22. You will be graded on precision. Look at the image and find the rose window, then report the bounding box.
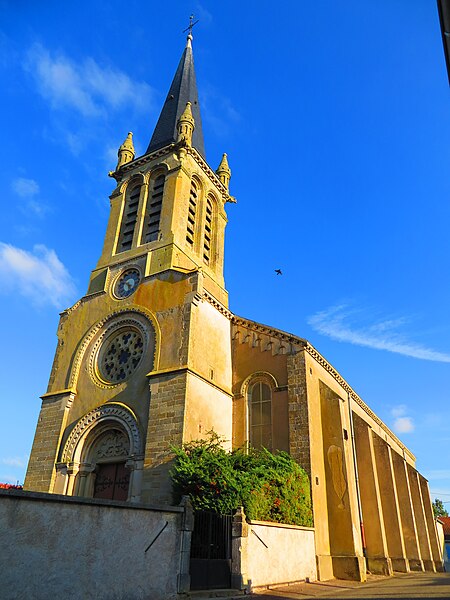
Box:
[98,329,144,383]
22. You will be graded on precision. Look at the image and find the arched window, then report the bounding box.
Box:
[248,381,272,450]
[117,183,141,252]
[186,179,198,246]
[203,196,213,264]
[141,174,165,244]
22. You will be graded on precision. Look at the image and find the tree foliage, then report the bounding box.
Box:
[170,432,313,527]
[432,498,449,518]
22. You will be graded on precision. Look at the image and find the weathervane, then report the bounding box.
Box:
[183,14,199,38]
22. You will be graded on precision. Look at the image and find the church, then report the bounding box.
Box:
[23,31,442,583]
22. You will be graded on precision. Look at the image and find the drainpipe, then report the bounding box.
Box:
[347,392,367,563]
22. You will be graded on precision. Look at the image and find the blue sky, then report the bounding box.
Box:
[1,1,449,505]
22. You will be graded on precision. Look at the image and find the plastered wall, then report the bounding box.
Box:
[0,490,186,600]
[244,520,317,588]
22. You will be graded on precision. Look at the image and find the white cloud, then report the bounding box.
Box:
[390,405,414,434]
[307,304,450,363]
[26,43,154,117]
[12,177,39,198]
[392,416,415,434]
[0,243,76,308]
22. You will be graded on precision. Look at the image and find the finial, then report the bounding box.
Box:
[183,14,199,46]
[216,153,231,190]
[177,102,195,145]
[115,131,135,170]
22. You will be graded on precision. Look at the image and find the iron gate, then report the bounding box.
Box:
[190,511,232,590]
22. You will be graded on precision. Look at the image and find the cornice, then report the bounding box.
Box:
[231,314,308,347]
[202,291,233,319]
[114,145,176,178]
[60,291,106,317]
[185,146,235,204]
[303,343,415,461]
[147,365,232,397]
[110,142,235,204]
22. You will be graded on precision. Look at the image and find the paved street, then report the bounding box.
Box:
[247,573,450,599]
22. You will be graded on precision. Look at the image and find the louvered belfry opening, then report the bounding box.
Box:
[186,180,198,246]
[142,174,165,244]
[117,184,141,252]
[203,197,213,264]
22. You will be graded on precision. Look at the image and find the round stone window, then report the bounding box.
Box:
[97,328,144,383]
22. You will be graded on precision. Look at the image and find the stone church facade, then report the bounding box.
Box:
[24,34,442,581]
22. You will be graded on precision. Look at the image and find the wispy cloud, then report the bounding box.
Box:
[12,177,49,217]
[307,304,450,363]
[25,43,154,117]
[0,243,76,308]
[194,2,213,25]
[202,84,241,138]
[12,177,39,198]
[391,404,407,418]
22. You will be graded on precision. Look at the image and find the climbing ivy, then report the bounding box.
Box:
[170,432,313,527]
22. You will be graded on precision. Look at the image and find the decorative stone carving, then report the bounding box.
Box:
[94,430,130,459]
[98,328,144,384]
[69,307,159,389]
[90,319,148,388]
[62,403,142,463]
[240,371,279,397]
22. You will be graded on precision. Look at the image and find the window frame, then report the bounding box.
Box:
[244,372,278,452]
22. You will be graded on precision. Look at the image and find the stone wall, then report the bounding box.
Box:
[287,351,311,476]
[0,489,191,600]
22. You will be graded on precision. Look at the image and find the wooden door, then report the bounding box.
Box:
[93,462,130,501]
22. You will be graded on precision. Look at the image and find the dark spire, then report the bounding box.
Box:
[146,35,205,158]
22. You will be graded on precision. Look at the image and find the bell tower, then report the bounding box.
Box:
[90,32,233,306]
[24,32,235,504]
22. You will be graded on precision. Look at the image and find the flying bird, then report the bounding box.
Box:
[275,269,283,275]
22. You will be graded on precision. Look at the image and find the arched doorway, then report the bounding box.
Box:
[56,403,144,502]
[85,427,131,501]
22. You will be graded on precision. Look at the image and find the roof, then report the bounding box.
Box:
[146,36,205,158]
[438,0,450,84]
[439,516,450,536]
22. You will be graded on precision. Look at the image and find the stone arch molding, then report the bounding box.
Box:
[62,402,143,463]
[240,371,279,397]
[68,307,160,389]
[120,171,147,195]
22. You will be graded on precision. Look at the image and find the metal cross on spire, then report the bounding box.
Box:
[183,14,199,38]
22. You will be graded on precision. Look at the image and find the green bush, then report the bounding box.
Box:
[170,432,313,527]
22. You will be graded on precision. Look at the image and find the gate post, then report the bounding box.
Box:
[231,506,249,590]
[178,495,194,593]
